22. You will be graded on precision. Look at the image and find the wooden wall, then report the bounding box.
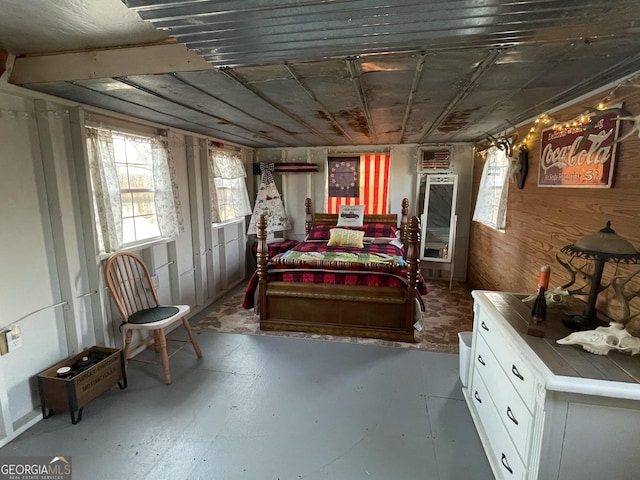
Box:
[468,82,640,323]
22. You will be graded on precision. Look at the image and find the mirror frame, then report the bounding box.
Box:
[419,173,458,263]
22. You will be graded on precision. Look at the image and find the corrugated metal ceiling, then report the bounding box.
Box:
[7,0,640,148]
[127,0,640,67]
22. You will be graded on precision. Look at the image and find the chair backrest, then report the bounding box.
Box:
[104,251,159,322]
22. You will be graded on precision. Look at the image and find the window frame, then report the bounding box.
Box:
[208,148,252,225]
[111,132,162,246]
[86,125,181,254]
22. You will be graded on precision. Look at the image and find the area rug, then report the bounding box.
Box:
[194,280,474,353]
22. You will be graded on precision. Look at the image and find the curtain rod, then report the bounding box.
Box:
[85,123,168,141]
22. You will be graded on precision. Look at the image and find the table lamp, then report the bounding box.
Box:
[560,221,640,331]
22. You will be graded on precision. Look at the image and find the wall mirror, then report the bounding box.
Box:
[418,174,458,263]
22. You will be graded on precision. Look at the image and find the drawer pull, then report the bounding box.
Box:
[477,355,486,366]
[481,321,489,332]
[474,390,482,403]
[511,364,524,381]
[506,406,519,425]
[501,453,513,475]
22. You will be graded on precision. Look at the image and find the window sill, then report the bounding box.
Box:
[211,217,246,228]
[98,236,174,260]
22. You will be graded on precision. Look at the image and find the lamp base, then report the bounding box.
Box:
[562,314,609,331]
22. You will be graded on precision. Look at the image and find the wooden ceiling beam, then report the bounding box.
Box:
[10,43,212,85]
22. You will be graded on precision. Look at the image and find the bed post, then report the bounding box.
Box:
[400,198,409,245]
[406,215,420,295]
[256,215,268,320]
[305,197,313,235]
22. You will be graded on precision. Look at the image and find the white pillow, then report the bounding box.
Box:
[336,204,365,227]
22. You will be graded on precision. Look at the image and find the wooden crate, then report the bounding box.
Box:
[37,346,127,424]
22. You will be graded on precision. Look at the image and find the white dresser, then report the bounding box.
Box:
[463,291,640,480]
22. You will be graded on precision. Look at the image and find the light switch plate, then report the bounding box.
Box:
[7,331,22,351]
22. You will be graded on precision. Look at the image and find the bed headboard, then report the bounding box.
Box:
[304,198,409,238]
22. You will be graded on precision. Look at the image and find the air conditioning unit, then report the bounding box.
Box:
[417,146,452,172]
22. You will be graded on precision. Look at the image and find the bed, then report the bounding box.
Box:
[246,197,425,342]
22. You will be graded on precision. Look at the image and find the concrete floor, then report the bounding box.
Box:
[1,326,493,480]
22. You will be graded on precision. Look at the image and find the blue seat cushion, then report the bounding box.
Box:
[128,306,180,324]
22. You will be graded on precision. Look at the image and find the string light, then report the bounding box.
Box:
[480,74,640,154]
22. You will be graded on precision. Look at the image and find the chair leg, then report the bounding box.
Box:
[152,330,161,352]
[155,328,171,385]
[182,317,203,358]
[123,330,133,366]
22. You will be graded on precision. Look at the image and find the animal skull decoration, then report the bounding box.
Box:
[556,322,640,356]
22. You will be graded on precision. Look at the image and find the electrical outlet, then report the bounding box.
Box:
[7,331,22,351]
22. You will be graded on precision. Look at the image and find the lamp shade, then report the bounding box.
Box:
[561,221,640,263]
[574,222,637,255]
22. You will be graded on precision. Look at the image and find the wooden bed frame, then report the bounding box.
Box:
[255,198,421,342]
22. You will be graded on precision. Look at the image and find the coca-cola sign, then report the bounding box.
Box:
[538,111,621,187]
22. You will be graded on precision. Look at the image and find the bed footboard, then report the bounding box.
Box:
[256,210,421,343]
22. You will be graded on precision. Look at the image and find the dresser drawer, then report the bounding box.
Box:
[476,314,538,408]
[474,334,534,461]
[470,373,527,480]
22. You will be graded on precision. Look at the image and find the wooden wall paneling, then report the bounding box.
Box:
[468,85,640,323]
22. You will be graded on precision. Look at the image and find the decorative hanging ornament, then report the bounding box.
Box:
[247,163,291,236]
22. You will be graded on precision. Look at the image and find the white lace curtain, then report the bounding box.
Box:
[209,149,251,223]
[472,146,509,230]
[86,128,184,253]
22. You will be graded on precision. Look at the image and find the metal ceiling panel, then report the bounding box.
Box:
[116,74,289,144]
[356,56,418,143]
[123,0,640,67]
[24,80,229,140]
[218,64,352,145]
[173,70,320,143]
[226,64,350,145]
[430,38,640,141]
[76,77,275,145]
[284,60,364,143]
[286,60,376,144]
[402,49,495,143]
[28,78,276,146]
[7,0,640,149]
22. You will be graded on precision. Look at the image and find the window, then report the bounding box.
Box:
[472,146,509,230]
[209,148,251,223]
[113,134,159,243]
[87,127,183,253]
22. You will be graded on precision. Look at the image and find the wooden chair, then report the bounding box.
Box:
[104,251,202,385]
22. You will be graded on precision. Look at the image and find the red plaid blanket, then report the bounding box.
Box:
[242,240,427,309]
[293,240,402,256]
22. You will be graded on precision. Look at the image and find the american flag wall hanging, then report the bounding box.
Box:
[327,153,390,214]
[419,148,451,171]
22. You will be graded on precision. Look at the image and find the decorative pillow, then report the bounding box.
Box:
[336,204,365,227]
[359,223,398,239]
[327,228,365,248]
[305,224,335,241]
[364,236,395,245]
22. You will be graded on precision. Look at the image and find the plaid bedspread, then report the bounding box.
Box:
[294,239,402,255]
[242,240,427,309]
